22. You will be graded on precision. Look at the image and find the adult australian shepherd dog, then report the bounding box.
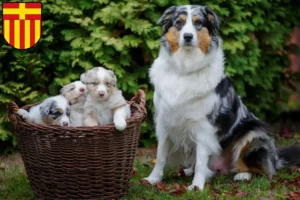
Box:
[143,5,300,190]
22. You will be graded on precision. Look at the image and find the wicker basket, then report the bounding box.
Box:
[7,90,147,200]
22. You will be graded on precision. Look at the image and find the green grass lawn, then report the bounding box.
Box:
[0,137,299,199]
[1,161,300,200]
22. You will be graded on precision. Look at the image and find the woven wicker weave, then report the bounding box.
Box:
[7,90,147,200]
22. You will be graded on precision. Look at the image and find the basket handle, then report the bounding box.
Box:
[130,89,147,121]
[7,101,20,125]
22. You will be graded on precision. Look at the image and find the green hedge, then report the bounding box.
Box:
[1,0,300,152]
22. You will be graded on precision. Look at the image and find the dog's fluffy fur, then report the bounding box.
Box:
[143,5,300,190]
[81,67,131,131]
[17,95,70,126]
[61,81,87,126]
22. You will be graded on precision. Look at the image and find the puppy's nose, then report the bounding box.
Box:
[184,33,193,42]
[80,88,85,92]
[63,122,68,126]
[99,92,105,97]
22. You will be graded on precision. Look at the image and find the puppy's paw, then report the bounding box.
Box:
[234,172,252,181]
[114,119,127,131]
[17,109,30,121]
[141,176,161,185]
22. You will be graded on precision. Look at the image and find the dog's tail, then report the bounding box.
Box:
[276,143,300,170]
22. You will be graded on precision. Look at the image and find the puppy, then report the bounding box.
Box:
[81,67,131,131]
[17,95,70,126]
[143,5,300,190]
[60,81,87,126]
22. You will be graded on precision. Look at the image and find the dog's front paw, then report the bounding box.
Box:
[114,119,127,131]
[141,176,161,185]
[17,109,29,121]
[233,172,252,181]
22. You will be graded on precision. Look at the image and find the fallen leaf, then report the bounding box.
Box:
[283,128,292,138]
[235,191,252,197]
[168,188,186,196]
[151,159,156,164]
[211,188,220,197]
[223,191,234,196]
[130,170,137,178]
[173,183,180,190]
[156,182,165,192]
[269,192,275,200]
[290,191,300,199]
[139,179,152,186]
[183,184,188,191]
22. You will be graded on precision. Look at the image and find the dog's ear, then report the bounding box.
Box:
[80,72,86,84]
[204,6,220,33]
[60,83,74,96]
[157,6,177,33]
[107,70,117,87]
[39,98,56,116]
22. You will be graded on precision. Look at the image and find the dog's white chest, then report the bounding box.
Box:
[96,107,113,126]
[70,104,84,126]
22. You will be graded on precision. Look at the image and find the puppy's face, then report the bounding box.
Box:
[61,81,87,105]
[39,95,70,126]
[158,5,220,54]
[81,67,116,101]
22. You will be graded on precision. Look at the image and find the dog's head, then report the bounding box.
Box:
[39,95,70,126]
[60,81,87,105]
[80,67,117,101]
[158,5,220,54]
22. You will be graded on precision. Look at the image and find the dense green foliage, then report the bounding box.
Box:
[0,0,299,151]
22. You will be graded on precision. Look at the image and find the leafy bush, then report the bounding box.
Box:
[0,0,299,151]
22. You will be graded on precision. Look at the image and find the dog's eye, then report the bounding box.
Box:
[69,88,75,91]
[176,19,184,25]
[106,82,111,87]
[91,82,97,86]
[194,20,202,29]
[175,19,184,29]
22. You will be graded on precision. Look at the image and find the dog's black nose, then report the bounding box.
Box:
[184,33,193,42]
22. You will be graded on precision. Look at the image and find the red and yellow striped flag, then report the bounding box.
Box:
[2,2,42,50]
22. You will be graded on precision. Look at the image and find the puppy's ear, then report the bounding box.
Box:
[157,6,177,33]
[204,6,220,34]
[108,70,117,87]
[80,72,86,84]
[60,83,74,96]
[39,98,55,116]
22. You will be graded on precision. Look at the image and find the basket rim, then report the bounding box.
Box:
[15,109,144,132]
[8,89,147,134]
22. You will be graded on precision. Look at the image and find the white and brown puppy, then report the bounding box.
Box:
[17,95,70,126]
[81,67,131,130]
[60,81,87,126]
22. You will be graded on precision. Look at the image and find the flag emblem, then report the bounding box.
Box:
[2,2,42,49]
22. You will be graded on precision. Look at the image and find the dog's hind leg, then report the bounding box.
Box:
[142,123,169,185]
[234,136,276,181]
